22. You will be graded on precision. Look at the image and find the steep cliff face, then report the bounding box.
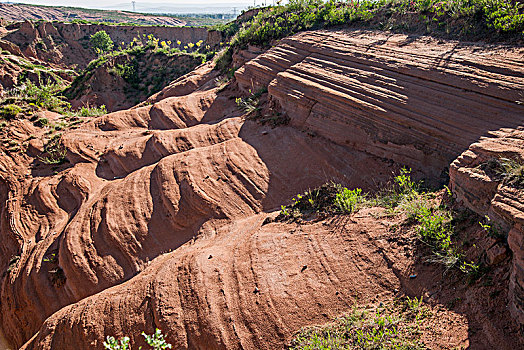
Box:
[4,21,217,69]
[235,30,524,184]
[64,50,205,112]
[450,128,524,324]
[0,29,523,350]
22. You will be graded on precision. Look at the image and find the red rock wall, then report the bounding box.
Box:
[235,30,524,184]
[450,128,524,324]
[5,21,216,69]
[236,30,524,324]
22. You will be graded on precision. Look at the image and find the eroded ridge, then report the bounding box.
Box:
[0,29,523,349]
[0,47,393,348]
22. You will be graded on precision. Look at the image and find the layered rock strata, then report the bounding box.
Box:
[236,30,524,183]
[0,29,523,349]
[450,128,524,324]
[5,21,215,68]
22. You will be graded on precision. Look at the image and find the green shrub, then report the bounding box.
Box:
[417,206,453,251]
[0,104,22,119]
[15,81,71,113]
[90,30,114,55]
[212,21,241,38]
[278,168,469,271]
[477,157,524,189]
[38,134,67,165]
[498,157,524,189]
[372,167,419,209]
[143,329,172,350]
[104,328,172,350]
[37,117,49,126]
[113,60,139,85]
[76,104,107,117]
[334,187,364,213]
[103,336,130,350]
[235,95,259,113]
[278,183,365,220]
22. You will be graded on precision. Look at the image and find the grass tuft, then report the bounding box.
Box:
[289,299,432,350]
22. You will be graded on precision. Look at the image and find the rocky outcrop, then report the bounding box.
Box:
[235,30,524,184]
[450,128,524,324]
[64,50,205,112]
[4,21,217,69]
[0,46,74,93]
[143,63,220,104]
[19,213,414,350]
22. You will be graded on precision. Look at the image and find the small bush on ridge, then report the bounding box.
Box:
[104,328,172,350]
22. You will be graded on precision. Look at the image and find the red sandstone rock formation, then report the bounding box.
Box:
[0,29,523,349]
[450,128,524,324]
[0,40,74,93]
[4,21,216,69]
[235,30,524,184]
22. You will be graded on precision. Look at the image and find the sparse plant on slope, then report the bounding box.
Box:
[476,156,524,189]
[0,104,22,119]
[278,169,472,272]
[104,328,172,350]
[334,187,365,213]
[73,104,108,117]
[278,183,365,220]
[235,88,267,114]
[498,157,524,189]
[0,80,72,115]
[142,329,172,350]
[38,134,67,165]
[289,299,431,349]
[235,95,259,113]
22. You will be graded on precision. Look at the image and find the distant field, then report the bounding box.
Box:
[0,3,232,26]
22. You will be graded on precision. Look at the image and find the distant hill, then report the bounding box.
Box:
[0,3,227,26]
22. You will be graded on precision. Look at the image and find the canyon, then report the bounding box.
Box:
[3,21,218,69]
[0,18,523,350]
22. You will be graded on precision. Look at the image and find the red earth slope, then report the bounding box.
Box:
[0,29,522,349]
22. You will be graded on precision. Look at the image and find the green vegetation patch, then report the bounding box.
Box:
[217,0,524,71]
[278,183,366,220]
[90,30,114,55]
[476,157,524,189]
[38,133,67,165]
[277,168,480,274]
[235,88,290,126]
[0,104,22,119]
[289,297,431,350]
[104,328,172,350]
[66,33,214,101]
